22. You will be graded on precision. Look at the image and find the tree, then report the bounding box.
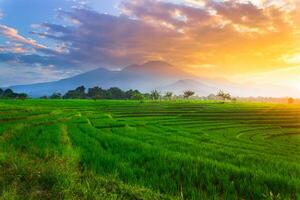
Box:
[61,86,147,100]
[3,89,17,98]
[50,92,62,99]
[217,90,231,101]
[17,93,28,100]
[125,89,134,99]
[164,92,173,100]
[124,89,144,100]
[132,93,144,100]
[288,97,294,104]
[106,87,125,99]
[63,86,86,99]
[76,86,86,98]
[143,93,152,100]
[183,90,195,99]
[150,90,160,100]
[87,87,105,100]
[0,88,28,99]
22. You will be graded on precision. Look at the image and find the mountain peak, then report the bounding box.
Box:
[142,60,173,67]
[123,60,173,72]
[175,79,199,85]
[123,61,182,75]
[158,79,217,95]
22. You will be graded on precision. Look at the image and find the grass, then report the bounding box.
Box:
[0,99,299,199]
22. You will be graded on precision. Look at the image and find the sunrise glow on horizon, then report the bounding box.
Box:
[0,0,300,96]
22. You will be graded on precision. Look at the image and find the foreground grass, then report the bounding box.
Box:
[0,100,299,199]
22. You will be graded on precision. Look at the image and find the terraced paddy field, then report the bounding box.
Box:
[0,100,299,200]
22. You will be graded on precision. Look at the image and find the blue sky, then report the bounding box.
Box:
[0,0,299,89]
[0,0,121,45]
[0,0,124,86]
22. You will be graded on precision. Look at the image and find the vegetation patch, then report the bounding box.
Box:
[0,100,299,199]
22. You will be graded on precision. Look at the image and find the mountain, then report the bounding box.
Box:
[9,60,297,98]
[111,61,198,91]
[158,79,217,95]
[11,61,213,97]
[10,68,118,97]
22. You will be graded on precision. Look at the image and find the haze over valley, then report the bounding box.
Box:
[8,61,299,98]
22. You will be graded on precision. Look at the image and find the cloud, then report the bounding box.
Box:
[32,8,183,67]
[0,23,72,67]
[182,0,206,7]
[0,43,27,53]
[0,25,45,49]
[1,0,300,78]
[0,64,81,87]
[281,53,300,64]
[0,52,75,67]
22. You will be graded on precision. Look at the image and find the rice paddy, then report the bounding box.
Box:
[0,100,299,199]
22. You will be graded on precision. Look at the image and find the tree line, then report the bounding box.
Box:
[47,86,146,100]
[0,86,236,101]
[42,86,198,100]
[1,86,296,104]
[42,86,146,100]
[0,88,28,99]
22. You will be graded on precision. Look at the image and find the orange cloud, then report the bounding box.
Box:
[118,0,300,77]
[2,0,300,83]
[0,25,45,49]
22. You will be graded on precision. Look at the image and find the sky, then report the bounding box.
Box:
[0,0,300,93]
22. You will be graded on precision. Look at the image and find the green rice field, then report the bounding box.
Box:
[0,100,299,199]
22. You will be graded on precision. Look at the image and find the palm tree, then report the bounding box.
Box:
[183,90,195,99]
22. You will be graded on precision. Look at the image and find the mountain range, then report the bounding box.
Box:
[8,61,298,97]
[9,61,220,97]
